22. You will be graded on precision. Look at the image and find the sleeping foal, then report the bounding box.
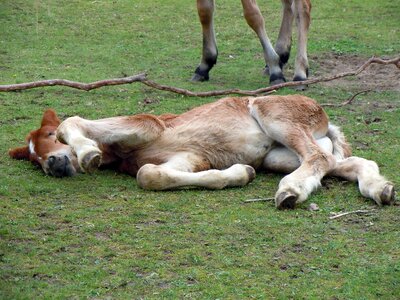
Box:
[9,95,395,209]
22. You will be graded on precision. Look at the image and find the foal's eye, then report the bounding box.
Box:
[48,132,55,136]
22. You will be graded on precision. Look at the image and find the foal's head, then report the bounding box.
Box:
[9,109,79,177]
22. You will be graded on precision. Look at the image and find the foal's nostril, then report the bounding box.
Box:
[48,156,56,166]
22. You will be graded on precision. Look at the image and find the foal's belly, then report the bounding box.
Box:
[154,113,273,170]
[198,122,273,169]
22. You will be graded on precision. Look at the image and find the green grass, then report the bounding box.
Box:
[1,0,399,298]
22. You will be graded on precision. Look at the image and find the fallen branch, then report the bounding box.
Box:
[329,209,376,220]
[243,197,275,203]
[0,56,398,96]
[0,73,148,92]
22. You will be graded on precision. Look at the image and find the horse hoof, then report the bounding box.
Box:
[245,165,256,183]
[293,84,308,91]
[380,184,395,205]
[276,191,298,210]
[293,75,308,91]
[81,151,101,173]
[269,73,286,86]
[191,73,209,82]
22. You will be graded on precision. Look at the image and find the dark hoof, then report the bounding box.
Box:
[292,75,308,91]
[245,166,256,183]
[191,67,210,82]
[380,184,395,205]
[293,84,308,91]
[269,73,286,86]
[191,73,209,82]
[276,191,298,210]
[81,151,101,173]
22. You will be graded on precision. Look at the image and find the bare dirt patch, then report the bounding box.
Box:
[311,53,400,91]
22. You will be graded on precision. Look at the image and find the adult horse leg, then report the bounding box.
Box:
[241,0,285,84]
[275,0,294,69]
[192,0,218,82]
[292,0,311,87]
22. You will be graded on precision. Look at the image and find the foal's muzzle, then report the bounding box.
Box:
[47,155,76,177]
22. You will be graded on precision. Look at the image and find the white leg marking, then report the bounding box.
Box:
[137,163,255,190]
[330,157,395,206]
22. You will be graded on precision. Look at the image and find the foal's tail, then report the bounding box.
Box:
[326,123,352,160]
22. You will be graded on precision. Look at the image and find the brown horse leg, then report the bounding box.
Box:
[275,0,294,67]
[292,0,311,86]
[192,0,218,82]
[241,0,285,84]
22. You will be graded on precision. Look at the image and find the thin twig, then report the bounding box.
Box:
[329,209,376,220]
[344,89,373,105]
[321,89,372,107]
[0,56,398,95]
[243,197,275,203]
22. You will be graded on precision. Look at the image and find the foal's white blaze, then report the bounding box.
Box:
[29,139,36,155]
[29,139,43,160]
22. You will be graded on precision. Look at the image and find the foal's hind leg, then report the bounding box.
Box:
[273,129,336,209]
[250,96,334,208]
[57,115,165,172]
[330,157,395,206]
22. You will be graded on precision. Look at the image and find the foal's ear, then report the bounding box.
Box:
[41,109,61,127]
[9,146,30,160]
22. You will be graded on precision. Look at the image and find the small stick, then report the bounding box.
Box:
[329,209,376,220]
[243,197,274,203]
[321,89,372,107]
[343,89,372,105]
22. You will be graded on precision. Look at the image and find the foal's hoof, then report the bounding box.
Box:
[276,191,298,210]
[380,184,396,205]
[245,165,256,183]
[81,151,101,173]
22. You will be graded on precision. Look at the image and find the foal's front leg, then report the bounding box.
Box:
[136,153,256,190]
[57,114,166,173]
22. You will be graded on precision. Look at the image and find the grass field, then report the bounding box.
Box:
[1,0,399,298]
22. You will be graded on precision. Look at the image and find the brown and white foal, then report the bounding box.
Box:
[9,95,395,209]
[193,0,311,85]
